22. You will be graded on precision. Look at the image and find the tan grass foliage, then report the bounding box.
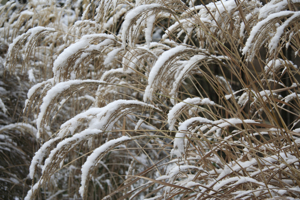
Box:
[1,0,300,199]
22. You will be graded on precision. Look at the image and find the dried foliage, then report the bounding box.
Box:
[1,0,300,199]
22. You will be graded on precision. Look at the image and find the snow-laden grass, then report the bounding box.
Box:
[1,0,300,199]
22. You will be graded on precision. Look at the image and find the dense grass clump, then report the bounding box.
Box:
[1,0,300,199]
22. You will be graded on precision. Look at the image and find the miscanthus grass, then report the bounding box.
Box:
[1,0,300,199]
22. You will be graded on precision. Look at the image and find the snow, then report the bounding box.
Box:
[152,28,163,42]
[42,129,102,174]
[0,123,37,137]
[269,12,300,53]
[293,128,300,133]
[29,137,60,179]
[162,19,188,41]
[171,117,213,157]
[104,8,127,29]
[169,55,207,103]
[264,59,288,75]
[53,34,115,83]
[9,177,19,184]
[0,98,7,113]
[36,80,104,138]
[259,0,300,20]
[19,10,34,17]
[79,136,131,197]
[233,177,263,186]
[291,83,298,87]
[166,165,200,180]
[26,79,53,105]
[86,39,114,51]
[145,13,156,48]
[45,190,65,200]
[122,4,162,47]
[240,7,261,38]
[283,93,300,104]
[24,26,55,54]
[168,97,215,131]
[212,177,240,191]
[242,11,294,60]
[59,99,158,138]
[100,68,125,81]
[81,3,91,20]
[135,119,144,130]
[206,118,258,135]
[204,156,282,195]
[286,31,294,48]
[0,134,11,142]
[28,69,36,82]
[233,190,255,199]
[112,0,118,9]
[59,107,102,136]
[238,92,250,106]
[90,99,158,131]
[24,179,43,200]
[78,95,95,102]
[5,32,29,69]
[29,0,53,6]
[104,48,123,66]
[178,117,214,132]
[144,45,191,102]
[171,118,258,158]
[213,0,237,22]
